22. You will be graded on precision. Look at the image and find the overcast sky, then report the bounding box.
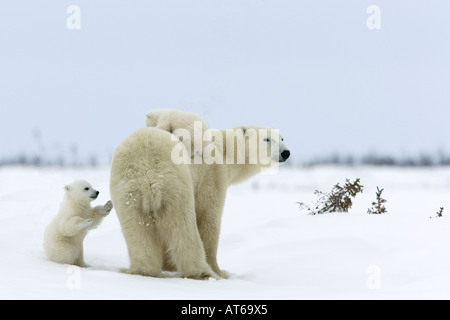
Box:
[1,0,449,164]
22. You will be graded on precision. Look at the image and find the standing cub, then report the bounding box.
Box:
[43,180,113,267]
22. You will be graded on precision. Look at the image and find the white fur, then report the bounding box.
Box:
[145,109,211,157]
[110,113,290,280]
[43,180,113,267]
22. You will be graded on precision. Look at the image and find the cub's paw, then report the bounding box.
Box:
[77,218,93,230]
[103,200,113,215]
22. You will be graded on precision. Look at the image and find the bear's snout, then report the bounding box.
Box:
[90,190,100,199]
[280,150,290,162]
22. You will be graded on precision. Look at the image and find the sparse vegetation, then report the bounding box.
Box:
[367,187,387,214]
[298,178,364,215]
[430,207,444,219]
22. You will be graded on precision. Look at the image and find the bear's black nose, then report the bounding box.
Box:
[281,150,290,160]
[96,191,100,196]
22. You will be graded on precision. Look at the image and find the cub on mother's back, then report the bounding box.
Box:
[145,109,211,157]
[43,180,113,267]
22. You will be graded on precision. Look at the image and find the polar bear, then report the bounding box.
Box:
[43,180,113,267]
[145,109,211,157]
[110,124,290,279]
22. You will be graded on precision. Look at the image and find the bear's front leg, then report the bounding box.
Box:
[77,218,94,230]
[196,193,230,279]
[88,200,113,228]
[60,216,93,237]
[93,200,113,216]
[197,219,229,279]
[91,200,113,220]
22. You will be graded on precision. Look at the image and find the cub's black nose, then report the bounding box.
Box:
[281,150,290,160]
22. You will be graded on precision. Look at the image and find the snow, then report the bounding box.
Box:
[1,165,450,300]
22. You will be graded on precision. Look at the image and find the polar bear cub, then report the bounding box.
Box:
[43,180,113,267]
[145,109,211,157]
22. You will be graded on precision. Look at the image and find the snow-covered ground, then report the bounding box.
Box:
[1,165,450,300]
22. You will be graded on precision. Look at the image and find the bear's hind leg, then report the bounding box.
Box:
[156,199,220,280]
[116,204,163,277]
[47,241,81,266]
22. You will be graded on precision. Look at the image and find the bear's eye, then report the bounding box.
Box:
[263,138,271,142]
[84,187,89,191]
[281,138,284,142]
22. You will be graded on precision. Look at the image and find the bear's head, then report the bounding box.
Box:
[64,180,99,203]
[220,126,290,167]
[244,126,290,164]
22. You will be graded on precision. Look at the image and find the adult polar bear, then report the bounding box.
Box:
[110,115,290,280]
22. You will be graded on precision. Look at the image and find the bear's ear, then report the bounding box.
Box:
[145,112,157,127]
[64,185,70,192]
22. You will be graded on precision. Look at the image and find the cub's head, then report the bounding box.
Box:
[64,180,99,203]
